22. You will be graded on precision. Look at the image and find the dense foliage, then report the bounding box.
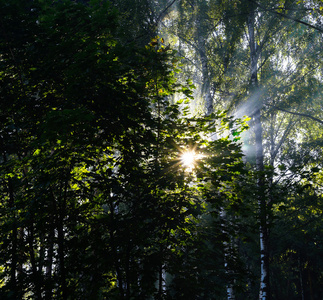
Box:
[1,0,322,299]
[0,0,251,299]
[159,0,323,299]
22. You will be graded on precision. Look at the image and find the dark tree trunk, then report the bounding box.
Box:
[45,226,55,300]
[8,179,18,294]
[57,175,69,298]
[3,153,19,297]
[28,223,42,299]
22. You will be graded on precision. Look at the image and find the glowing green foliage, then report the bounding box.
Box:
[0,0,248,299]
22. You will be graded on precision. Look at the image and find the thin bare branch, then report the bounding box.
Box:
[155,0,177,25]
[251,0,323,33]
[270,105,323,125]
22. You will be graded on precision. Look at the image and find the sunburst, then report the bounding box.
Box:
[181,150,197,169]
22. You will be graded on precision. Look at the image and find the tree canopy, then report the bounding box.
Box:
[0,0,322,299]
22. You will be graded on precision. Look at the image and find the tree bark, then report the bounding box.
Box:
[247,7,270,300]
[8,176,18,295]
[158,263,164,299]
[43,191,56,299]
[45,226,55,300]
[3,153,19,296]
[196,5,213,116]
[57,174,69,298]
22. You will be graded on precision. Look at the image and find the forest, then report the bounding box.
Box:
[0,0,322,299]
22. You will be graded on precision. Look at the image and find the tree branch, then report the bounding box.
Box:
[252,0,323,33]
[155,0,177,25]
[270,105,323,125]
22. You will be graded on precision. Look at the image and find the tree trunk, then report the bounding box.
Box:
[28,223,42,299]
[196,8,213,116]
[227,286,235,300]
[247,8,270,300]
[57,175,69,298]
[109,199,125,299]
[3,153,19,296]
[45,226,55,300]
[8,177,18,294]
[157,263,164,299]
[199,45,213,116]
[298,255,305,300]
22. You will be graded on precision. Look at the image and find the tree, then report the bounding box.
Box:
[0,0,248,299]
[157,0,323,299]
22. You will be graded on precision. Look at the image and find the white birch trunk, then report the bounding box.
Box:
[196,17,213,116]
[227,283,235,300]
[247,7,270,300]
